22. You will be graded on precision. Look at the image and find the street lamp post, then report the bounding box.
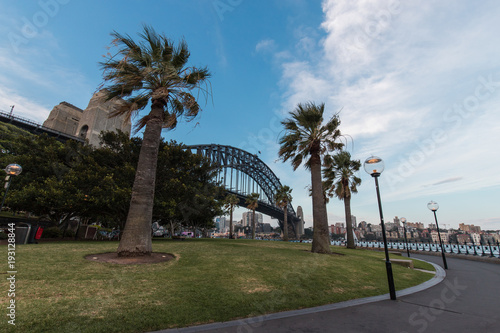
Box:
[427,201,448,270]
[401,217,410,258]
[0,164,23,212]
[364,156,396,300]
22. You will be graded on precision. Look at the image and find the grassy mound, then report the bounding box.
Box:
[1,238,434,333]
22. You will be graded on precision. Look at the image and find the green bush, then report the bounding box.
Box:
[41,227,63,239]
[0,231,7,240]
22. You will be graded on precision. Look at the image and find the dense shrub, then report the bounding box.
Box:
[41,227,63,238]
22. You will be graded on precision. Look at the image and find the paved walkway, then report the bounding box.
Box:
[154,254,500,333]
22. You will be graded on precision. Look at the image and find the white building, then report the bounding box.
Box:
[242,212,263,227]
[471,233,482,244]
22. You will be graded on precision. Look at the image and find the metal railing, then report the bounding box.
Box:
[329,240,500,258]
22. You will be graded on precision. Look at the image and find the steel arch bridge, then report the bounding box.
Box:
[184,144,303,238]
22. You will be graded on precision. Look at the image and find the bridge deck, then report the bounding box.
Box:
[0,110,84,143]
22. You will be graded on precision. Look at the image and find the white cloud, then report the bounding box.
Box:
[0,25,92,121]
[271,0,500,229]
[0,87,51,123]
[255,39,276,53]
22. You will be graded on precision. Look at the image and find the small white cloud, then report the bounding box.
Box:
[255,39,276,53]
[0,86,51,123]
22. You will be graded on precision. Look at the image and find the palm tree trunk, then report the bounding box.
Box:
[169,221,175,238]
[310,152,331,254]
[345,196,356,249]
[117,102,164,256]
[283,203,289,241]
[229,207,234,239]
[251,209,256,240]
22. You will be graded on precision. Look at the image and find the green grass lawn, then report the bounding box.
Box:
[0,239,435,333]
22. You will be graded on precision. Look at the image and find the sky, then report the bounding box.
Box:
[1,0,500,231]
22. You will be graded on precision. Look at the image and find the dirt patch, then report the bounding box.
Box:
[245,286,272,294]
[85,252,175,265]
[239,277,273,294]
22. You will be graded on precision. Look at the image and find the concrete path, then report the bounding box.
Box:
[154,254,500,333]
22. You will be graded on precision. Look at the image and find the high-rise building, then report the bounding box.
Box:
[242,212,263,227]
[393,216,400,227]
[215,217,228,232]
[259,223,272,233]
[351,215,357,228]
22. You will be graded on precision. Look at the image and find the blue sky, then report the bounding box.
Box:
[1,0,499,231]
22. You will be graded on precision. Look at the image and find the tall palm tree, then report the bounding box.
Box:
[224,193,239,239]
[279,102,343,254]
[323,151,361,249]
[245,193,259,240]
[100,25,211,256]
[275,185,293,241]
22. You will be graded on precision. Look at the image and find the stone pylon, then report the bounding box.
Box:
[295,206,305,237]
[76,90,131,147]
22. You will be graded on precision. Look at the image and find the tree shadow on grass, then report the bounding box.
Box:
[84,252,175,265]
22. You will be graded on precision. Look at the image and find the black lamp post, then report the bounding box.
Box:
[401,217,410,258]
[427,201,448,269]
[364,156,396,300]
[0,164,23,212]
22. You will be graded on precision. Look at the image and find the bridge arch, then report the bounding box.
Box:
[183,144,302,236]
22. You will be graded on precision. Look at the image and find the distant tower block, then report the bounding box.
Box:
[76,90,131,147]
[295,206,305,237]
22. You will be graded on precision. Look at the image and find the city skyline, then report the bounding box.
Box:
[1,1,499,230]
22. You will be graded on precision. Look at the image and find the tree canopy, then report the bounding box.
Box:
[0,123,222,235]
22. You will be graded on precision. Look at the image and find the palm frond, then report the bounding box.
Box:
[278,102,343,170]
[100,24,211,131]
[322,150,362,200]
[171,39,190,69]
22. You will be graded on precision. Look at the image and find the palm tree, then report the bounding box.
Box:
[275,185,293,241]
[323,151,361,249]
[100,25,211,256]
[278,102,343,254]
[245,193,259,240]
[224,193,239,239]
